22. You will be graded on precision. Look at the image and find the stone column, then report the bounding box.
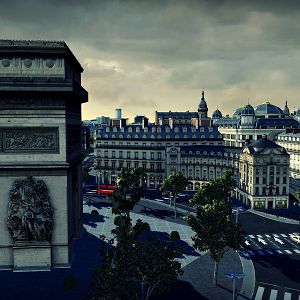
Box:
[0,40,88,271]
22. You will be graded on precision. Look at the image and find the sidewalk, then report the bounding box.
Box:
[249,209,299,225]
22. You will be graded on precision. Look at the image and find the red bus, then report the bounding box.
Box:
[97,184,117,195]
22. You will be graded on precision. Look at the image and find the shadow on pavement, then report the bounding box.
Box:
[253,253,300,289]
[152,280,208,300]
[0,228,107,300]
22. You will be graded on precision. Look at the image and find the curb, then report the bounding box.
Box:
[248,210,299,225]
[237,252,256,300]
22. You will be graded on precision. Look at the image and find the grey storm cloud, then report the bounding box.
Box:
[1,0,300,119]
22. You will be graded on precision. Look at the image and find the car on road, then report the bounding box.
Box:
[290,232,300,244]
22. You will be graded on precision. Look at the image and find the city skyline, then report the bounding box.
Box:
[1,0,300,120]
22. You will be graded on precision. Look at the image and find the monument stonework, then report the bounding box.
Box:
[0,40,88,271]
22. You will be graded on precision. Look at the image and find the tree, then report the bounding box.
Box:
[160,171,188,218]
[111,168,146,220]
[186,171,245,285]
[87,218,183,300]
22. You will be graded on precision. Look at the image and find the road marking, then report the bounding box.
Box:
[248,235,255,239]
[245,240,251,246]
[270,289,278,300]
[265,250,274,255]
[265,234,271,238]
[273,234,279,237]
[294,249,300,254]
[274,237,284,244]
[258,237,267,245]
[248,250,255,256]
[257,250,265,255]
[281,234,288,237]
[257,234,263,238]
[275,249,283,254]
[284,292,291,300]
[284,250,292,254]
[254,287,265,300]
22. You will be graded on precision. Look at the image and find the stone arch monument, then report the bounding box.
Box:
[0,40,88,271]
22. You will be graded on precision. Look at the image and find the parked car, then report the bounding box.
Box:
[290,233,300,244]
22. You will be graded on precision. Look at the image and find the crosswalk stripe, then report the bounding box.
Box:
[281,234,288,237]
[248,250,255,256]
[294,249,300,254]
[257,234,263,238]
[265,250,274,255]
[273,234,279,237]
[284,250,292,254]
[270,289,278,300]
[257,250,265,255]
[248,235,255,238]
[255,287,265,300]
[265,234,271,238]
[284,292,291,300]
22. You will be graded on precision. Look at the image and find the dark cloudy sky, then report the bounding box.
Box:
[1,0,300,121]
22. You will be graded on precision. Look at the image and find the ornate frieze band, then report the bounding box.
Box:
[1,127,59,153]
[0,97,65,109]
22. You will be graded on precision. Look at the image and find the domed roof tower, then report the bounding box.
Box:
[240,104,255,128]
[212,108,222,119]
[283,100,290,116]
[198,90,208,119]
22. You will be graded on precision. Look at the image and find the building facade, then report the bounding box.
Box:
[277,129,300,179]
[215,102,300,147]
[236,138,290,209]
[165,145,241,190]
[94,123,223,188]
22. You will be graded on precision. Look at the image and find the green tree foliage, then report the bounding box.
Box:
[160,171,188,218]
[111,168,146,219]
[88,219,183,300]
[186,171,245,285]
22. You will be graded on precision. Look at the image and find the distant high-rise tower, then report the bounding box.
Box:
[115,108,122,119]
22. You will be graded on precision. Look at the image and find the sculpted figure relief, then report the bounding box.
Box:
[7,176,54,242]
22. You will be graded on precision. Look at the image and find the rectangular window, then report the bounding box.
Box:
[112,151,115,158]
[135,152,138,159]
[104,150,108,158]
[104,161,108,168]
[255,187,259,195]
[142,164,146,171]
[119,161,123,168]
[282,186,286,194]
[276,177,280,184]
[150,164,154,171]
[151,152,154,160]
[256,177,259,184]
[127,162,131,169]
[157,164,162,172]
[158,152,161,159]
[127,151,130,159]
[262,187,266,195]
[134,163,139,169]
[283,177,287,184]
[119,151,123,158]
[112,161,116,169]
[263,178,266,184]
[142,152,146,159]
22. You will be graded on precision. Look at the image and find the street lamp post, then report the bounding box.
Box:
[235,207,243,225]
[224,269,245,300]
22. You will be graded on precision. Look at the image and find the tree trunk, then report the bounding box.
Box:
[174,193,177,219]
[213,261,219,286]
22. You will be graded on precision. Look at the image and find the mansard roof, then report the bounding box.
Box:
[179,145,241,157]
[97,124,221,140]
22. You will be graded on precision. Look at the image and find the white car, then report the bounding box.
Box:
[290,233,300,244]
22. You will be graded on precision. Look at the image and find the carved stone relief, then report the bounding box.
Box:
[7,176,54,242]
[3,127,59,153]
